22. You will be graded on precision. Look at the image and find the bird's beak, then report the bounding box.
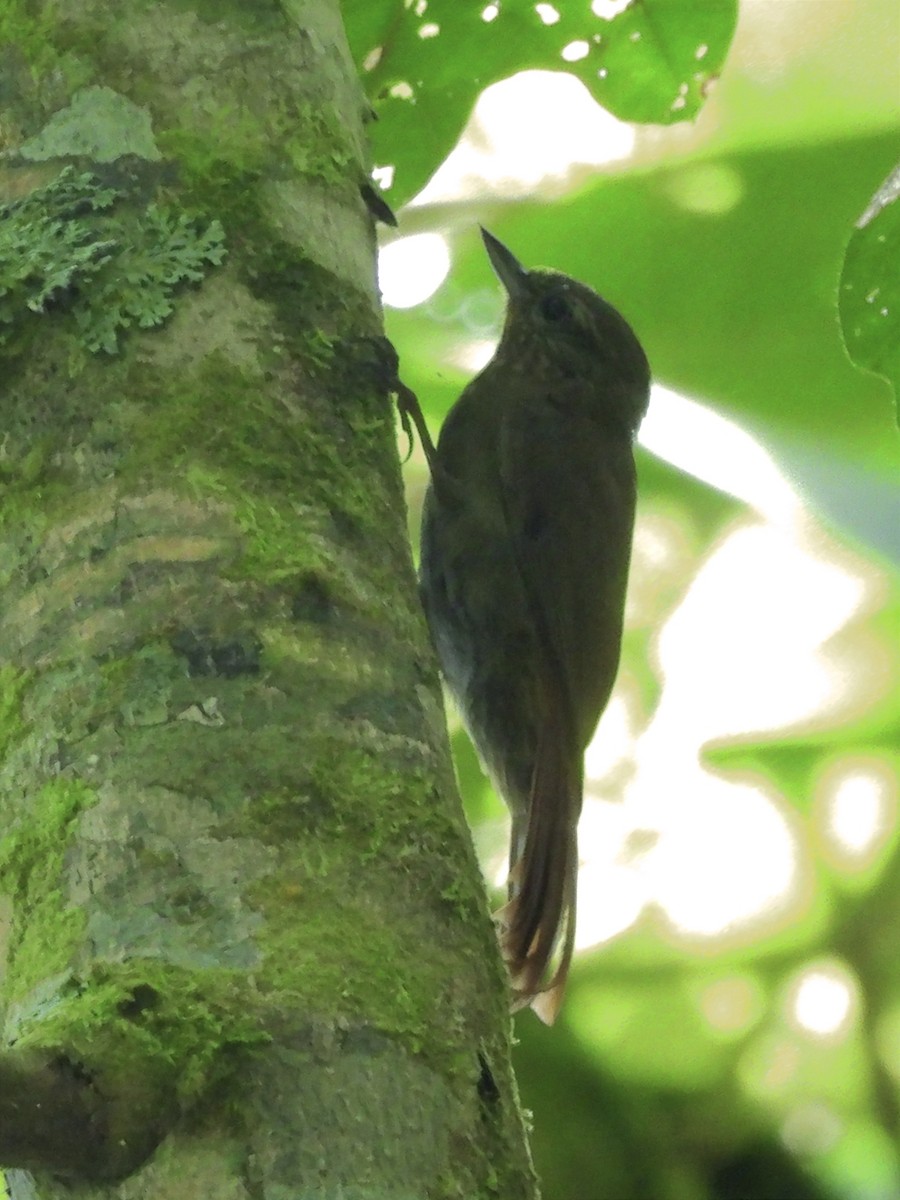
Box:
[480,227,529,301]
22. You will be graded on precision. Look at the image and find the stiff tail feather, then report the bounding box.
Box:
[496,709,581,1024]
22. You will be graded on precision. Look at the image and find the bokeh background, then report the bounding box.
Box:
[352,0,900,1195]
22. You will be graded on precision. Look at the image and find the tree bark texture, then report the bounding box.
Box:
[0,2,537,1196]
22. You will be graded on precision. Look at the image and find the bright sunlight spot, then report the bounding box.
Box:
[824,761,896,857]
[583,692,637,781]
[578,725,803,948]
[575,798,648,946]
[651,519,871,740]
[591,0,633,17]
[534,4,560,26]
[371,164,395,191]
[640,385,803,525]
[636,775,800,940]
[450,338,499,374]
[379,233,451,309]
[411,71,635,204]
[789,963,857,1040]
[561,41,591,63]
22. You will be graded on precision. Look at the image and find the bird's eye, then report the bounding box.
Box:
[539,293,571,322]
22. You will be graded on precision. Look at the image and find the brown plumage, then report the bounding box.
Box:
[416,229,650,1022]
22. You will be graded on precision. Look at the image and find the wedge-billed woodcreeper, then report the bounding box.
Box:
[413,229,650,1022]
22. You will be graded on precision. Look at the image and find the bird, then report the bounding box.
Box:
[413,228,650,1022]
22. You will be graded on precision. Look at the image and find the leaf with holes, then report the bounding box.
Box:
[587,0,736,124]
[343,0,737,205]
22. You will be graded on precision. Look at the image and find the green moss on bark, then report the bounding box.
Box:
[0,777,95,1001]
[14,960,267,1109]
[0,4,63,79]
[0,665,30,759]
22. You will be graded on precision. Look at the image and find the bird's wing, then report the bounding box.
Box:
[498,376,638,751]
[494,375,638,1019]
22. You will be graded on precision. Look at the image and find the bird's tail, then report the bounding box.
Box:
[496,709,581,1025]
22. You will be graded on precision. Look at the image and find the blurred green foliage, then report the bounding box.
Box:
[346,0,900,1196]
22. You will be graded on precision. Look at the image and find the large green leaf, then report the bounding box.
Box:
[839,162,900,415]
[344,0,736,204]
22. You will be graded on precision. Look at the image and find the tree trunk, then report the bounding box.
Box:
[0,2,537,1196]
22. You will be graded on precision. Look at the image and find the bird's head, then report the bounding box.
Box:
[481,227,650,434]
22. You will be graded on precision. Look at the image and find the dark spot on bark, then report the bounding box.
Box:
[350,334,399,396]
[118,985,159,1017]
[26,563,49,585]
[291,575,333,623]
[116,573,135,603]
[522,504,546,541]
[338,690,413,735]
[331,506,366,543]
[170,628,262,677]
[49,740,72,772]
[477,1050,500,1104]
[50,1053,95,1086]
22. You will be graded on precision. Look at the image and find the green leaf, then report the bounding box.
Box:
[839,162,900,414]
[344,0,736,204]
[588,0,737,124]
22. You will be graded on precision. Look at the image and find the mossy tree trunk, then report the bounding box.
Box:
[0,2,537,1196]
